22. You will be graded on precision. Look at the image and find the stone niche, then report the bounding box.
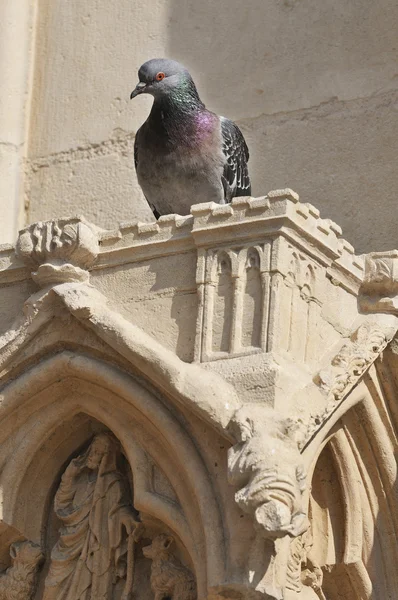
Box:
[0,190,398,600]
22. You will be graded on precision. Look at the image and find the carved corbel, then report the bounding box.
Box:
[359,251,398,314]
[16,217,99,287]
[227,404,308,539]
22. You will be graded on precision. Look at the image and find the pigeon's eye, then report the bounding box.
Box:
[155,72,165,82]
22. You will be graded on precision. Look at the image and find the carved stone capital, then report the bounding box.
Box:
[359,251,398,314]
[16,217,99,286]
[228,405,308,539]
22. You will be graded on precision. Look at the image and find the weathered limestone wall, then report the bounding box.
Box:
[0,0,397,250]
[0,0,35,244]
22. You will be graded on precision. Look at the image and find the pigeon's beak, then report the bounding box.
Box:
[130,81,147,99]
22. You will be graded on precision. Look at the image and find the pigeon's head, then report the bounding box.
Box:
[130,58,197,101]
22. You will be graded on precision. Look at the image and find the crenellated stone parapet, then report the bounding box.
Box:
[0,191,364,369]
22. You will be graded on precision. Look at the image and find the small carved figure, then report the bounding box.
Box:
[0,541,43,600]
[228,404,308,538]
[143,534,196,600]
[286,528,325,598]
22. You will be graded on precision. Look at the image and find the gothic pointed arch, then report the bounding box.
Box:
[296,344,398,600]
[0,352,227,596]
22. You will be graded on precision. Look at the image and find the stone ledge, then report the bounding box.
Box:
[0,190,364,287]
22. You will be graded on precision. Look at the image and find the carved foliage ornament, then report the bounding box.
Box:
[318,323,386,398]
[301,322,389,448]
[286,528,325,598]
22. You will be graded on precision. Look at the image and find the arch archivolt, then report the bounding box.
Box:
[296,350,398,600]
[0,351,227,595]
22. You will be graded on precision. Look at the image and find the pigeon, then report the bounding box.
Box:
[130,58,251,218]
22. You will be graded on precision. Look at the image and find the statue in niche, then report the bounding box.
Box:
[43,433,143,600]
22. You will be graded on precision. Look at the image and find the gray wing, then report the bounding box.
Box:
[134,127,161,219]
[134,127,140,171]
[220,116,251,202]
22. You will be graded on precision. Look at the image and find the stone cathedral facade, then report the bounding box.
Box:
[0,189,397,599]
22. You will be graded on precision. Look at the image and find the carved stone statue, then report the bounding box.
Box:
[143,534,196,600]
[228,405,308,538]
[43,433,143,600]
[0,541,43,600]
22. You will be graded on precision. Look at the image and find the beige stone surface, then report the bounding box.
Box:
[0,0,35,244]
[241,90,398,253]
[0,1,397,589]
[0,0,396,248]
[26,136,154,228]
[27,0,398,156]
[0,147,22,246]
[91,257,198,363]
[0,195,397,598]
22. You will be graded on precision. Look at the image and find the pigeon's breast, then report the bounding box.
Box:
[136,114,226,216]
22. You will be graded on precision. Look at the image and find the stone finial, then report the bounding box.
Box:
[359,251,398,314]
[16,217,99,286]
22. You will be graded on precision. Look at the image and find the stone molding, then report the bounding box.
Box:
[0,191,363,284]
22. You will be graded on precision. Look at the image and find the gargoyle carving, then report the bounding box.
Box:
[143,534,197,600]
[0,541,43,600]
[228,405,308,538]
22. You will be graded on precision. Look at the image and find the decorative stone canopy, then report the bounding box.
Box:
[0,190,397,599]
